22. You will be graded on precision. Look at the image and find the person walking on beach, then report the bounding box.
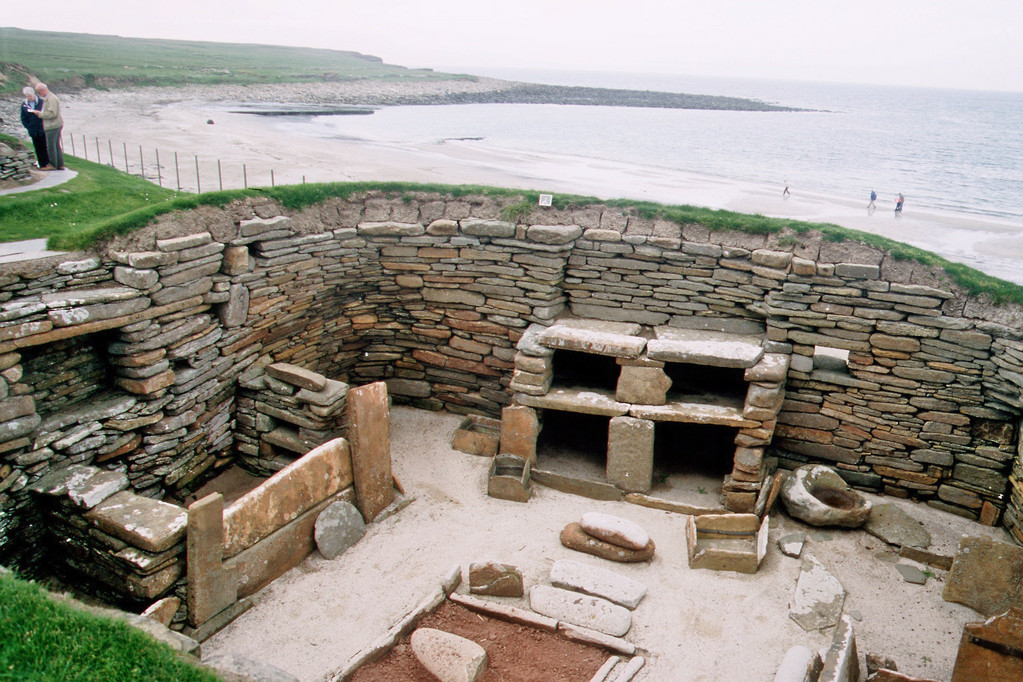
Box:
[30,83,64,170]
[868,189,877,210]
[782,184,791,199]
[19,86,48,169]
[895,193,905,216]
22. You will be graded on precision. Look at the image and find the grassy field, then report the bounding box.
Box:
[0,26,464,94]
[0,571,219,682]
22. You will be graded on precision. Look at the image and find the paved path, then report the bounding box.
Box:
[0,170,75,263]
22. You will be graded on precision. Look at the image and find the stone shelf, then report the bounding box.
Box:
[647,327,765,368]
[516,387,630,417]
[537,319,647,359]
[630,399,757,428]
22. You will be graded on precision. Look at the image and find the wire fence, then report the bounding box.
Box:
[65,131,301,193]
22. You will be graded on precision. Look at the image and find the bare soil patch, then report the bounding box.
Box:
[350,601,608,682]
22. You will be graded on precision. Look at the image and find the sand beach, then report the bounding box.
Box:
[60,81,1023,286]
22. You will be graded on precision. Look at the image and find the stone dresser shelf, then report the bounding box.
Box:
[504,316,789,512]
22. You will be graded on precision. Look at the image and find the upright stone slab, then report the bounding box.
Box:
[186,493,237,627]
[346,381,393,522]
[818,615,859,682]
[951,607,1023,682]
[607,416,654,493]
[499,405,539,463]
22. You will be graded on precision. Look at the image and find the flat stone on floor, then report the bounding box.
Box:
[529,584,632,637]
[549,559,647,609]
[411,627,487,682]
[789,555,846,632]
[865,503,932,549]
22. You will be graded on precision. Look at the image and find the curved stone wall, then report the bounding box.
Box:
[1,190,1022,572]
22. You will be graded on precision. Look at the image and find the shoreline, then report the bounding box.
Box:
[54,83,1023,286]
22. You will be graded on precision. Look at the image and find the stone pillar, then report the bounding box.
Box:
[186,493,237,627]
[499,405,539,463]
[615,357,670,405]
[607,416,654,493]
[346,381,393,522]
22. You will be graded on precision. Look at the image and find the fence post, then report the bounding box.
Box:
[271,169,275,187]
[70,135,76,156]
[95,137,101,164]
[123,142,128,173]
[139,145,144,180]
[243,164,247,189]
[174,152,180,191]
[108,140,113,167]
[218,160,223,191]
[195,155,201,194]
[156,149,163,188]
[82,135,87,161]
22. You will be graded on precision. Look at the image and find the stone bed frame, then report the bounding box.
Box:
[1,190,1023,611]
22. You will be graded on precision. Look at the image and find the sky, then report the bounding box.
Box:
[5,0,1023,92]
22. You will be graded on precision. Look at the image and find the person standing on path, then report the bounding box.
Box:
[895,193,905,216]
[31,83,64,170]
[868,189,877,210]
[19,86,48,169]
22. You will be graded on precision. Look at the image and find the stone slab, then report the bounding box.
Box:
[628,400,755,427]
[499,405,539,463]
[560,522,654,562]
[226,491,350,598]
[615,365,671,405]
[865,504,932,549]
[469,561,524,597]
[532,469,623,502]
[579,512,650,550]
[606,416,654,494]
[449,592,558,633]
[943,536,1023,616]
[314,500,366,560]
[549,559,647,609]
[529,584,632,637]
[346,381,394,523]
[222,438,352,557]
[30,463,128,509]
[187,493,237,627]
[537,321,647,358]
[951,607,1023,682]
[647,326,765,368]
[86,490,187,553]
[516,387,630,417]
[265,362,327,391]
[819,615,859,682]
[789,555,846,631]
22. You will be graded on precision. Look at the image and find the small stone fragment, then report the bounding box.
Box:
[895,564,928,585]
[410,627,487,682]
[778,532,806,558]
[469,561,523,597]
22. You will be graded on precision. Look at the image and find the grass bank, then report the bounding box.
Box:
[0,27,462,95]
[0,571,218,682]
[2,156,1020,305]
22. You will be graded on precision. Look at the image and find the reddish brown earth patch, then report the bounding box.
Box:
[350,601,610,681]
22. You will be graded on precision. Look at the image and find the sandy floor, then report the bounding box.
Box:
[60,88,1023,286]
[201,406,1010,682]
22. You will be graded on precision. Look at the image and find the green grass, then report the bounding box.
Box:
[0,156,180,242]
[0,27,466,94]
[0,572,218,682]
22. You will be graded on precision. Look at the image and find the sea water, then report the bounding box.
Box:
[297,68,1023,222]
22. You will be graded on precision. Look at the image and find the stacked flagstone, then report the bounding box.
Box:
[560,512,655,563]
[0,189,1022,580]
[235,362,348,475]
[29,463,186,602]
[0,144,34,182]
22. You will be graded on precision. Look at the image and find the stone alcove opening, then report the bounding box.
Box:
[20,332,119,419]
[534,409,609,481]
[550,350,620,393]
[662,362,747,404]
[651,422,737,501]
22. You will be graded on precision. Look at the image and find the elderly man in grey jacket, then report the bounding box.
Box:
[31,83,64,170]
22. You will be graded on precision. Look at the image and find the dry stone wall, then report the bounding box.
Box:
[1,191,1023,577]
